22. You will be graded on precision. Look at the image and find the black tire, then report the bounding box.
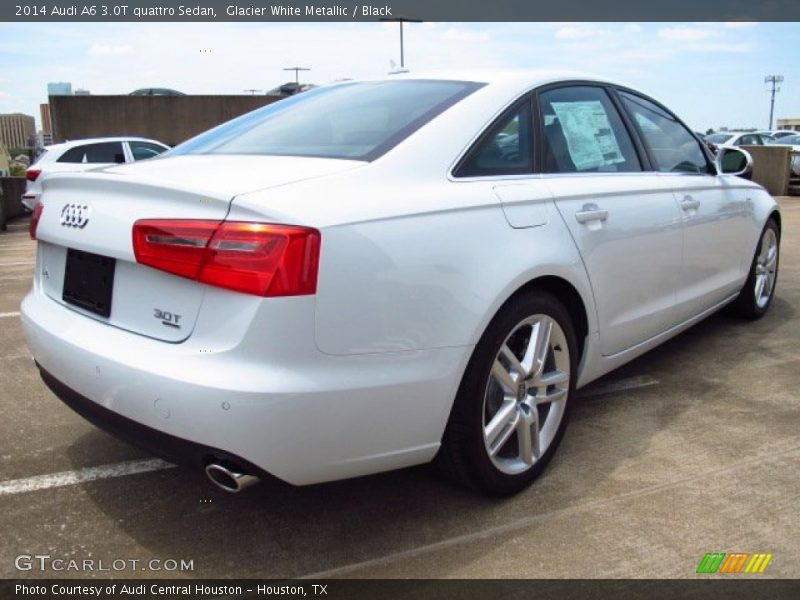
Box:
[435,291,578,496]
[732,218,780,319]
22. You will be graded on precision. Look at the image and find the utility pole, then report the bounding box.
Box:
[283,66,310,86]
[765,75,784,130]
[380,16,422,70]
[243,89,262,95]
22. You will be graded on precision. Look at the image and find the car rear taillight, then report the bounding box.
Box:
[26,169,41,182]
[132,220,320,297]
[29,204,44,239]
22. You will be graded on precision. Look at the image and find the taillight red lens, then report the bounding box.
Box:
[30,204,44,239]
[132,220,320,297]
[26,169,41,182]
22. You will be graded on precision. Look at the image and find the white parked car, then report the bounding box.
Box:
[22,73,780,496]
[22,137,169,212]
[762,130,798,140]
[705,131,772,149]
[773,133,800,178]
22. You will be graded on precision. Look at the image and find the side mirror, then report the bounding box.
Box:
[716,147,752,177]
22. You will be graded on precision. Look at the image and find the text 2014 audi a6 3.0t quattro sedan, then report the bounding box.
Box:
[22,72,780,495]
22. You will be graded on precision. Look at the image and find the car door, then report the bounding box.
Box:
[617,91,753,322]
[537,84,684,356]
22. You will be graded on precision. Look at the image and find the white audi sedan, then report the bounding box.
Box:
[22,72,780,496]
[22,137,170,212]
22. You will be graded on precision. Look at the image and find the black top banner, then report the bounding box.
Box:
[3,0,800,22]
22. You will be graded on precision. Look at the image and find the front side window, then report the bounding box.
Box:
[737,134,762,146]
[620,91,710,174]
[539,86,641,174]
[84,142,125,164]
[171,80,483,161]
[454,102,533,177]
[130,141,168,161]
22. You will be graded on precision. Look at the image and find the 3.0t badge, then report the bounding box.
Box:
[60,203,90,228]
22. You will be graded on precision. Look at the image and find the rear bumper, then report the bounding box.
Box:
[37,364,274,481]
[21,285,469,485]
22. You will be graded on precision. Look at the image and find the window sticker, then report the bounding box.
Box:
[550,101,625,170]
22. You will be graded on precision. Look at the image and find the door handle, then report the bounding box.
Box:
[680,195,700,211]
[575,203,609,224]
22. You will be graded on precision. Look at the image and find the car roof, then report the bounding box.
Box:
[358,69,629,96]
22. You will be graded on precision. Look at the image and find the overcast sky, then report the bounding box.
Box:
[1,21,798,132]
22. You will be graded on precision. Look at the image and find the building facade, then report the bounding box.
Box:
[776,118,800,132]
[0,113,36,149]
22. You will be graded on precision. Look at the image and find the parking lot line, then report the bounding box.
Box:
[0,459,176,496]
[0,311,21,319]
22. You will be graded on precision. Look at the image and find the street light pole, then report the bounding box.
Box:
[765,74,784,130]
[283,66,311,86]
[380,16,422,71]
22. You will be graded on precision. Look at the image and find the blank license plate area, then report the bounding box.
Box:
[62,248,116,318]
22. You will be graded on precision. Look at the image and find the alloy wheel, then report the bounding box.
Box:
[754,227,778,309]
[482,314,570,475]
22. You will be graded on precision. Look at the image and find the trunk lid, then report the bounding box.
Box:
[34,155,362,342]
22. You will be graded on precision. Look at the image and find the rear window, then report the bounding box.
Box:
[171,80,483,161]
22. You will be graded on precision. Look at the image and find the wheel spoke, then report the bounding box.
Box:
[755,273,766,300]
[529,320,553,377]
[535,386,568,406]
[759,237,771,263]
[500,344,526,378]
[520,323,539,375]
[766,247,778,270]
[533,368,569,388]
[492,359,518,394]
[484,400,518,450]
[516,409,538,465]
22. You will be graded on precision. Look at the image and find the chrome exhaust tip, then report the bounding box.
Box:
[205,463,260,493]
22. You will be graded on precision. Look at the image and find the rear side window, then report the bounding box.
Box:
[454,102,533,177]
[539,86,641,174]
[57,145,88,163]
[619,92,710,174]
[130,141,168,161]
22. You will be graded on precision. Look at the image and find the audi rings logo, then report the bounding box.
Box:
[60,203,90,228]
